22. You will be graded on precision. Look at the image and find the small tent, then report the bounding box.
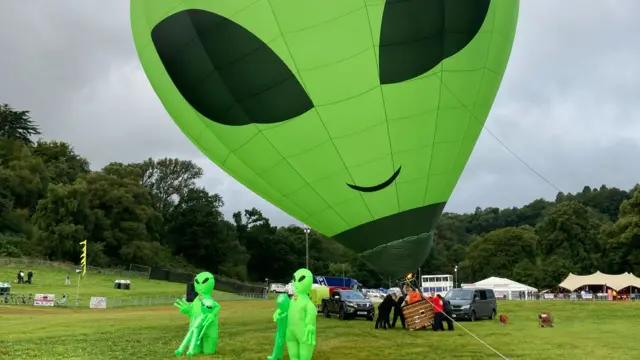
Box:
[463,277,537,300]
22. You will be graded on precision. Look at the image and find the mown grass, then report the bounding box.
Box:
[1,300,638,360]
[0,261,236,299]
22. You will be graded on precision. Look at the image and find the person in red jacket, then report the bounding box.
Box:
[429,292,445,331]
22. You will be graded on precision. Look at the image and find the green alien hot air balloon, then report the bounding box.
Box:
[131,0,519,278]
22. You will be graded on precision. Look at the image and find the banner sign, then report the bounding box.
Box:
[90,296,107,309]
[33,294,55,307]
[543,293,555,299]
[582,293,593,300]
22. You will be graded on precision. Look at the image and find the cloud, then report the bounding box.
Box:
[0,1,638,226]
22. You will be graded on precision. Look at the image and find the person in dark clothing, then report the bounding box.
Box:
[27,271,33,284]
[375,294,394,329]
[391,292,406,328]
[438,294,454,331]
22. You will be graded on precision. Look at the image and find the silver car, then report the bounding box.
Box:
[446,288,497,322]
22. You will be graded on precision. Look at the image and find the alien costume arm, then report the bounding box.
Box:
[175,314,208,357]
[211,300,221,317]
[304,301,317,345]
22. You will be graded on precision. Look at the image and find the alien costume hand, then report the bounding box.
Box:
[174,298,191,315]
[272,309,281,322]
[304,324,316,345]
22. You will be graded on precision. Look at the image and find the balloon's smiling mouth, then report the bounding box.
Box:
[347,167,401,193]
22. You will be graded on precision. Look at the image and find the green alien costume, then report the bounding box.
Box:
[174,272,220,356]
[175,297,217,357]
[268,294,290,360]
[273,268,316,360]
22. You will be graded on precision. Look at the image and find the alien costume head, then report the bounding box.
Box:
[194,272,215,296]
[276,293,290,312]
[200,297,215,314]
[292,268,314,296]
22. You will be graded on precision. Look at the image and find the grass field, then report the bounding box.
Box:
[0,262,250,302]
[1,300,639,360]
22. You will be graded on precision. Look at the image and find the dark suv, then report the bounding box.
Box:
[445,288,497,322]
[322,289,375,320]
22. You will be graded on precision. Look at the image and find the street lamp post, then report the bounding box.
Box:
[454,265,458,288]
[303,226,311,269]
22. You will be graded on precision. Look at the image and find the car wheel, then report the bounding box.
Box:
[323,305,330,318]
[490,309,496,320]
[339,307,346,320]
[470,310,476,322]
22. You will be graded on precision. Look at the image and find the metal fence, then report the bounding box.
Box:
[1,291,268,309]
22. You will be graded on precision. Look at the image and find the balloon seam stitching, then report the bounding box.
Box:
[362,0,402,214]
[436,3,498,201]
[264,0,377,224]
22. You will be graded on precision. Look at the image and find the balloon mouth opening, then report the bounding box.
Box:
[359,232,434,279]
[346,166,401,193]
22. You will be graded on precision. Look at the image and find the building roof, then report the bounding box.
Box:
[558,271,640,291]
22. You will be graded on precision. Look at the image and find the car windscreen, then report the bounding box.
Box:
[341,291,365,300]
[446,289,473,300]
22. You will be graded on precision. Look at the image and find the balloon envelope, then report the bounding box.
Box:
[131,0,519,278]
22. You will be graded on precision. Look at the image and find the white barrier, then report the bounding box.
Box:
[90,296,107,309]
[33,294,55,307]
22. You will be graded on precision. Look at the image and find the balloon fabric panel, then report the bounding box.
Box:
[131,0,519,278]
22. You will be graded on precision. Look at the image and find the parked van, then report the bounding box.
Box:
[269,283,287,293]
[445,288,497,322]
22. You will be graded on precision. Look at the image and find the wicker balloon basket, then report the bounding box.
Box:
[402,300,434,330]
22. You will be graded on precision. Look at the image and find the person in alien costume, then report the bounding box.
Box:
[268,294,291,360]
[174,272,220,356]
[272,269,316,360]
[175,297,217,357]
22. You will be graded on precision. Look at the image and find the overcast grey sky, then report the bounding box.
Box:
[1,1,639,226]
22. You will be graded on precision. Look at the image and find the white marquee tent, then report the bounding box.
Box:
[558,271,640,291]
[462,277,537,300]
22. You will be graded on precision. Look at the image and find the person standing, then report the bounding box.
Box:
[390,292,406,328]
[429,292,445,331]
[27,270,33,284]
[438,294,454,331]
[18,270,24,284]
[65,273,71,285]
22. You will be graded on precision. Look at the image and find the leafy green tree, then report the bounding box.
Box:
[0,104,41,145]
[166,187,247,279]
[136,157,204,217]
[536,201,604,274]
[32,140,90,184]
[465,226,539,281]
[602,187,640,274]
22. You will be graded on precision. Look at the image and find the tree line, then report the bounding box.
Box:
[1,103,639,289]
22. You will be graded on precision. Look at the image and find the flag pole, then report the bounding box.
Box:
[75,271,81,306]
[78,240,87,307]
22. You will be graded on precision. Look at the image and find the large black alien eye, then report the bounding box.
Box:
[297,275,306,282]
[379,0,491,84]
[194,278,200,284]
[201,277,210,284]
[151,9,314,126]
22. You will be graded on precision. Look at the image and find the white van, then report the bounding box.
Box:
[269,283,286,293]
